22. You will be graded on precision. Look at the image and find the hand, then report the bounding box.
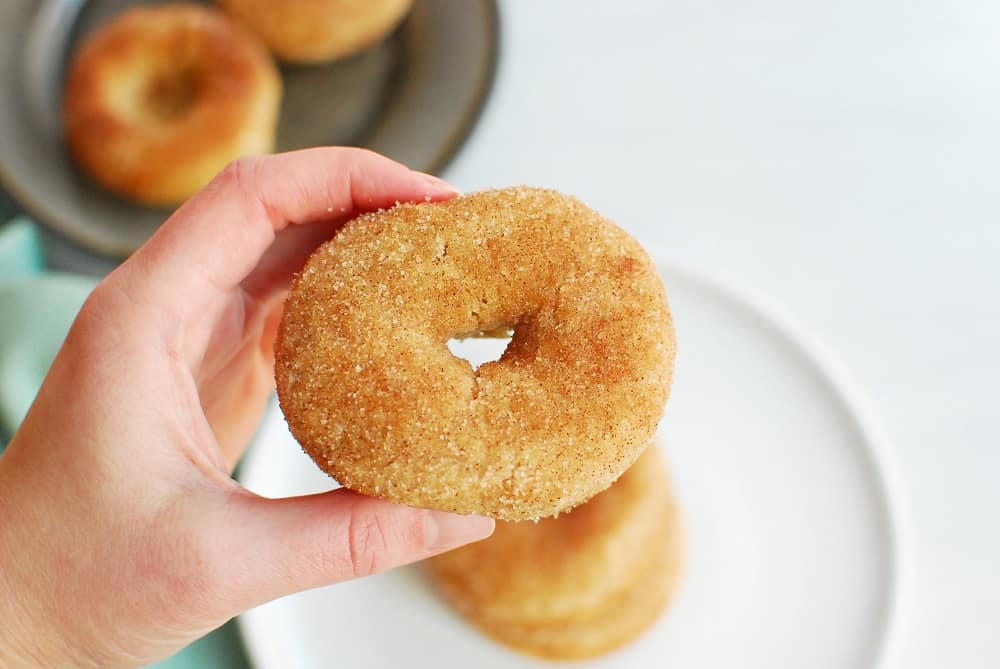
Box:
[0,148,494,669]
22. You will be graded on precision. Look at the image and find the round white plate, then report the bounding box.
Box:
[237,260,907,669]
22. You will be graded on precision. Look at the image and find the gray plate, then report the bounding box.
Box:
[0,0,498,258]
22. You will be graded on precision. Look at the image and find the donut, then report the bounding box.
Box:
[427,446,684,659]
[275,187,675,520]
[63,3,281,206]
[217,0,414,64]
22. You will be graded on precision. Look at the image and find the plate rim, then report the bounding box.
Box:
[652,255,910,669]
[235,256,911,669]
[0,0,501,260]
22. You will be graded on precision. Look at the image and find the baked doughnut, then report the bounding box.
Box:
[217,0,414,64]
[427,446,684,659]
[275,187,675,520]
[63,3,281,206]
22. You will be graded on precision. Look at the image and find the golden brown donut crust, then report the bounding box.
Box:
[63,3,281,206]
[427,446,684,659]
[275,187,675,520]
[217,0,413,63]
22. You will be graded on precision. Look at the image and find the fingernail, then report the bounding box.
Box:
[415,172,461,196]
[425,511,494,552]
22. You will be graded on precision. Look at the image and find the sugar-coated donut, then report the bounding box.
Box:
[275,187,675,520]
[427,446,684,659]
[217,0,414,64]
[63,3,281,206]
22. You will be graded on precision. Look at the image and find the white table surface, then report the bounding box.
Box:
[443,2,1000,667]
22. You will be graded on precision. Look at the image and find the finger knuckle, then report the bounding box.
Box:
[347,511,390,578]
[217,156,259,191]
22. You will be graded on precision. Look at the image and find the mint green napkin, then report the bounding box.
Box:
[0,273,98,436]
[0,218,44,280]
[151,623,251,669]
[0,220,56,440]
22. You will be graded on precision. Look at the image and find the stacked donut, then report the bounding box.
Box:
[428,446,684,659]
[63,1,413,205]
[276,187,683,657]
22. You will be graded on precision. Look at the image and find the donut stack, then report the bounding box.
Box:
[276,187,683,658]
[428,446,684,659]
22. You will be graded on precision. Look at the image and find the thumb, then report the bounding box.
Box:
[220,488,494,610]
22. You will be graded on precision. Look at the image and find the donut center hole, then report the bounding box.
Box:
[143,66,198,120]
[448,330,513,370]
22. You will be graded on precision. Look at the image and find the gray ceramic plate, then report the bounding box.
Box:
[0,0,498,258]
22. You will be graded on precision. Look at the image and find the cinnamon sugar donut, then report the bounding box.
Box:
[428,446,684,659]
[217,0,414,64]
[63,3,281,206]
[275,187,675,520]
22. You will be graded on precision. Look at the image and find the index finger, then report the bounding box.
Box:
[126,147,458,309]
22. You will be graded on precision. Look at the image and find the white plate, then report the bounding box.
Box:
[237,260,908,669]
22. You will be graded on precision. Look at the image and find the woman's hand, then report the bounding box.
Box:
[0,148,494,669]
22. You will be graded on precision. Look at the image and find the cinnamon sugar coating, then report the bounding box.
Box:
[275,187,675,520]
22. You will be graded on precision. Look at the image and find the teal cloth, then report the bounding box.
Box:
[153,623,251,669]
[0,216,253,669]
[0,273,98,435]
[0,218,44,279]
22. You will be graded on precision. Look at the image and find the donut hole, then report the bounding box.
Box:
[142,65,199,120]
[447,331,513,370]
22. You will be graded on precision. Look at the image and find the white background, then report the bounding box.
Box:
[444,2,1000,666]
